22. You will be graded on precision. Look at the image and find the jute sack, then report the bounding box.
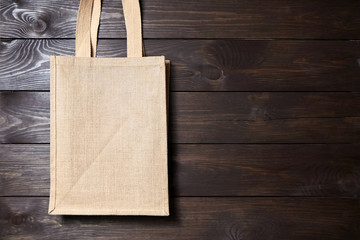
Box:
[48,0,169,215]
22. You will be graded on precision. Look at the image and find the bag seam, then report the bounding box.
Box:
[49,56,57,214]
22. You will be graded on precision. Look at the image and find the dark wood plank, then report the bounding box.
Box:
[0,92,359,143]
[0,145,50,196]
[174,117,360,143]
[0,92,49,143]
[173,144,360,197]
[1,39,360,91]
[0,197,358,239]
[1,144,359,197]
[0,0,359,39]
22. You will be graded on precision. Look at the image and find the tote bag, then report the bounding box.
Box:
[48,0,169,215]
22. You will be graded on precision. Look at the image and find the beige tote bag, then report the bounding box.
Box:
[48,0,169,215]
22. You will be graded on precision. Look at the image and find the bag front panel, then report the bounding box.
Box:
[49,56,168,215]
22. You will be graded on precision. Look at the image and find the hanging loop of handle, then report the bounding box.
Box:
[75,0,143,58]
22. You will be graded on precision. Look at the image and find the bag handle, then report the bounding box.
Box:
[75,0,143,58]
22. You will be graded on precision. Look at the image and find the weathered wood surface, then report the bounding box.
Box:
[0,39,360,91]
[1,144,359,197]
[0,197,359,240]
[0,92,359,143]
[0,0,359,238]
[1,0,359,39]
[0,92,49,143]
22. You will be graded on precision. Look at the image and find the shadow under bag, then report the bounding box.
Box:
[48,0,169,215]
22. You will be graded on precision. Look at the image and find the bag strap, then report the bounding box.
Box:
[75,0,93,57]
[90,0,101,57]
[122,0,143,58]
[75,0,143,58]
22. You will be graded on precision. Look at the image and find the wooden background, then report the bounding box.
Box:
[0,0,359,239]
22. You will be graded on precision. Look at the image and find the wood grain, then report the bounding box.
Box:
[0,92,49,143]
[0,197,359,239]
[0,0,358,238]
[173,144,360,197]
[1,0,359,39]
[174,118,360,143]
[0,92,359,143]
[1,39,360,91]
[1,144,359,197]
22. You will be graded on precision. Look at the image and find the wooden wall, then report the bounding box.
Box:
[0,0,359,239]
